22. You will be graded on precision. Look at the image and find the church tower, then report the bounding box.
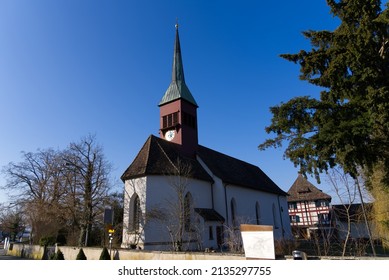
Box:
[159,24,198,157]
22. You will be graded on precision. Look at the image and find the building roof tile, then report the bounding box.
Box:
[121,135,287,196]
[287,174,331,202]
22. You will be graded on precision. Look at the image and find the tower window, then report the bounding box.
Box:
[183,112,196,129]
[162,112,179,129]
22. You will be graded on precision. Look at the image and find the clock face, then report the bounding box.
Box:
[165,130,175,141]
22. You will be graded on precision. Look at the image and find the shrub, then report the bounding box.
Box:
[52,249,65,260]
[76,248,87,260]
[99,247,111,260]
[39,236,56,247]
[41,245,49,260]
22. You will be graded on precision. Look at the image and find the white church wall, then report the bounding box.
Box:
[196,156,228,222]
[121,173,292,251]
[121,177,148,248]
[146,175,213,212]
[224,184,292,240]
[196,220,221,250]
[141,175,214,250]
[277,195,293,239]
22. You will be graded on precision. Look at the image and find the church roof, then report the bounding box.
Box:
[197,145,287,195]
[121,135,213,183]
[121,135,287,196]
[287,174,332,202]
[159,25,198,107]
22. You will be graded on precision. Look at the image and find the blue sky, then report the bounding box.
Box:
[0,0,344,203]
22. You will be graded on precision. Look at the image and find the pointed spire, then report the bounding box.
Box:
[171,22,185,83]
[159,23,198,107]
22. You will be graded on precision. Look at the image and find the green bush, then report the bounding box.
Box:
[99,247,111,260]
[41,245,49,260]
[52,249,65,260]
[39,236,57,246]
[76,248,87,260]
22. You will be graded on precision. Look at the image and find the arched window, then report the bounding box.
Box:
[129,193,141,232]
[255,202,261,225]
[272,203,279,229]
[184,192,193,231]
[231,198,237,228]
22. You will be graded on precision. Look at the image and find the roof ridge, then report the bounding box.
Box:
[154,136,179,173]
[197,144,287,195]
[120,135,153,181]
[198,144,259,169]
[143,135,155,173]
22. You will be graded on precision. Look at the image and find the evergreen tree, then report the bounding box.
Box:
[76,248,87,260]
[259,0,389,244]
[52,249,65,260]
[99,247,111,260]
[261,0,389,180]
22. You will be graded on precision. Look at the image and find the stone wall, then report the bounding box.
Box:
[6,243,245,260]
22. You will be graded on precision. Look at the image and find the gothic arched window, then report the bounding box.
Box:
[272,203,279,229]
[184,192,193,231]
[129,193,141,232]
[255,202,261,225]
[231,198,237,228]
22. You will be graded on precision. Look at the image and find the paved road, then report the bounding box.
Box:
[0,248,29,260]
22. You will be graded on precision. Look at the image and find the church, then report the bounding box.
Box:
[121,25,292,251]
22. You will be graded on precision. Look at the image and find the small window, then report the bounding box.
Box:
[183,112,196,129]
[255,202,261,225]
[184,192,193,232]
[173,112,178,125]
[209,226,214,240]
[318,213,329,224]
[290,215,300,223]
[130,194,141,232]
[231,198,237,228]
[288,202,297,210]
[315,200,329,207]
[162,112,179,129]
[167,114,173,127]
[272,203,279,229]
[162,116,168,128]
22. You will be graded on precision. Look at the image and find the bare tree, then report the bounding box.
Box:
[1,134,113,247]
[62,134,112,246]
[1,149,67,243]
[162,158,197,251]
[0,206,26,242]
[327,168,374,257]
[222,216,249,253]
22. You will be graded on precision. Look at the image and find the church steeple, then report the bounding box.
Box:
[159,24,197,107]
[159,24,199,157]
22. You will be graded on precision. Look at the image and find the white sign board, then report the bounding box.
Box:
[240,224,275,260]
